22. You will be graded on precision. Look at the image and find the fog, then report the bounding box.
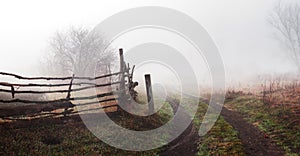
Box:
[0,0,298,86]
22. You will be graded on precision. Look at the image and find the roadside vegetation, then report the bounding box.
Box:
[225,95,300,155]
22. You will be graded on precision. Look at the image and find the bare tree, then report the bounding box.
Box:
[268,1,300,72]
[41,27,115,77]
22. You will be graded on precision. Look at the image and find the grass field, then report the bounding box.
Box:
[1,93,299,155]
[0,96,246,155]
[0,112,167,155]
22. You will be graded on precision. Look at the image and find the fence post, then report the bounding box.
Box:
[119,49,126,111]
[119,49,125,90]
[145,74,154,114]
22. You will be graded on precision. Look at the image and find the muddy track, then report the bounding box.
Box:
[162,95,286,155]
[159,98,200,156]
[221,107,285,156]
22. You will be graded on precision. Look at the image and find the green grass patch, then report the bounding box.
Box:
[194,102,245,156]
[197,117,245,156]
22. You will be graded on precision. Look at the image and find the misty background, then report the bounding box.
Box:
[0,0,298,86]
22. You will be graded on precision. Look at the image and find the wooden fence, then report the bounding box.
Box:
[0,49,138,119]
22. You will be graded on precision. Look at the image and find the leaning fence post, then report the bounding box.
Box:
[64,74,74,116]
[145,74,154,114]
[66,74,75,100]
[11,85,15,98]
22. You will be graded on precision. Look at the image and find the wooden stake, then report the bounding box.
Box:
[119,49,126,111]
[145,74,154,114]
[119,49,125,92]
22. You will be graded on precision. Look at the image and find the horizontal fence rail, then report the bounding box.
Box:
[0,81,121,94]
[0,91,118,104]
[0,71,122,81]
[0,82,107,87]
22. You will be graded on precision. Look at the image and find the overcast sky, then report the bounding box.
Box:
[0,0,298,84]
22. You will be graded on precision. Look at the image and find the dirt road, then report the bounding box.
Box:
[221,107,285,156]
